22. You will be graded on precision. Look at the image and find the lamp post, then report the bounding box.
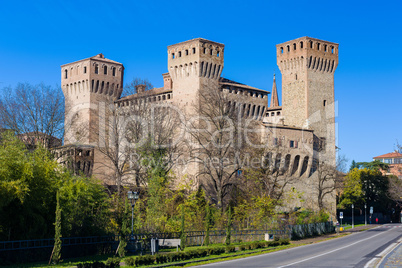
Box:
[352,204,354,229]
[127,191,139,238]
[364,204,367,226]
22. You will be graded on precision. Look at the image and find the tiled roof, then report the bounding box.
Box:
[373,152,402,159]
[219,77,268,93]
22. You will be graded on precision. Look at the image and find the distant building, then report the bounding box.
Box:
[373,151,402,178]
[17,132,62,150]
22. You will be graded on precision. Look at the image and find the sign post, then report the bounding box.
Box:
[370,206,373,224]
[340,212,343,227]
[352,204,354,229]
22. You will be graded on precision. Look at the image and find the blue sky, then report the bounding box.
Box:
[1,0,401,165]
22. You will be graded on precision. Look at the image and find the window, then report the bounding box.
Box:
[64,69,68,79]
[172,53,175,59]
[192,47,196,54]
[293,43,296,50]
[112,67,116,76]
[203,48,206,54]
[210,49,213,55]
[185,49,188,55]
[323,100,326,106]
[178,51,181,57]
[104,66,107,75]
[384,159,392,164]
[300,42,303,48]
[95,65,99,74]
[83,66,87,74]
[280,47,284,53]
[217,51,220,57]
[290,141,294,148]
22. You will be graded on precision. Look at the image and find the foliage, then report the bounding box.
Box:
[180,205,186,250]
[204,202,211,246]
[51,191,62,264]
[225,206,232,245]
[0,132,112,240]
[338,168,391,213]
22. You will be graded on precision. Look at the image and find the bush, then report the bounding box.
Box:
[239,244,246,251]
[124,257,135,266]
[105,257,120,267]
[77,261,105,268]
[135,255,155,266]
[280,238,290,245]
[155,254,167,264]
[225,245,235,253]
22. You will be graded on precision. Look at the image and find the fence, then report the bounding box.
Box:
[0,222,334,263]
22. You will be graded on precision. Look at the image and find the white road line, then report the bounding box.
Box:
[277,227,395,268]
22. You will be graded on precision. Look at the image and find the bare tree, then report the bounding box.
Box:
[186,87,251,210]
[0,83,64,148]
[93,85,180,195]
[121,78,153,98]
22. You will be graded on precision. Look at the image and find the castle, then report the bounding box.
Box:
[56,37,339,214]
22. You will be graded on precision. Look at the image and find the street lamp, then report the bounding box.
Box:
[364,204,367,226]
[127,191,139,238]
[352,204,354,229]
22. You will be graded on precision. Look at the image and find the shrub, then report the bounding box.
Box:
[155,254,167,264]
[77,261,105,268]
[250,241,259,250]
[124,257,135,266]
[106,257,120,267]
[225,245,235,253]
[136,255,155,266]
[280,238,290,245]
[239,244,246,251]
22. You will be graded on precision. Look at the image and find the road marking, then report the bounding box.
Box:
[277,227,394,268]
[364,237,402,268]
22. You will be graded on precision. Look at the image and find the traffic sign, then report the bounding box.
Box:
[340,212,343,219]
[370,206,373,214]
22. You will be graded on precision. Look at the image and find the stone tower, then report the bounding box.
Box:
[61,54,124,145]
[167,38,224,114]
[276,37,338,164]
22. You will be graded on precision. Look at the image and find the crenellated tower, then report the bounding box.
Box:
[167,38,224,114]
[276,37,338,164]
[61,53,124,145]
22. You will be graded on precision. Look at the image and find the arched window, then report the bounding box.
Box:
[104,66,107,75]
[293,43,296,50]
[192,47,196,54]
[112,67,116,76]
[83,66,87,74]
[64,69,68,79]
[95,64,99,74]
[300,41,303,48]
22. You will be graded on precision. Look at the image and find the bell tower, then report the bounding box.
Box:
[277,37,339,164]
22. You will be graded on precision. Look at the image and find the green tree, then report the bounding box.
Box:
[225,206,232,245]
[180,205,186,250]
[51,191,62,264]
[204,203,211,246]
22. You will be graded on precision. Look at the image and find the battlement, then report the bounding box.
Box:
[61,54,124,99]
[276,37,339,74]
[167,38,224,80]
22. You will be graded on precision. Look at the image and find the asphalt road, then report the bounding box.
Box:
[194,224,402,268]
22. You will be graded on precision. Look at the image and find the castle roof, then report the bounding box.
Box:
[373,152,402,159]
[61,53,123,67]
[116,87,172,102]
[219,78,268,94]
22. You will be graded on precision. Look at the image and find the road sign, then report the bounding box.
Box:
[370,207,373,214]
[340,212,343,219]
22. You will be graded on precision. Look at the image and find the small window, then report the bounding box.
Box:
[83,66,87,74]
[317,43,321,50]
[271,112,275,116]
[95,65,99,74]
[178,51,181,57]
[293,43,296,50]
[277,111,280,115]
[64,69,68,79]
[172,53,175,59]
[324,44,327,52]
[295,74,297,80]
[280,47,284,53]
[300,42,303,48]
[203,48,206,54]
[323,100,326,106]
[112,67,116,76]
[290,141,294,148]
[331,46,334,54]
[192,47,196,54]
[210,49,213,55]
[217,51,220,57]
[104,66,107,75]
[310,41,313,48]
[185,49,188,55]
[287,45,290,52]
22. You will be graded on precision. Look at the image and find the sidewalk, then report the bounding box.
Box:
[379,241,402,268]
